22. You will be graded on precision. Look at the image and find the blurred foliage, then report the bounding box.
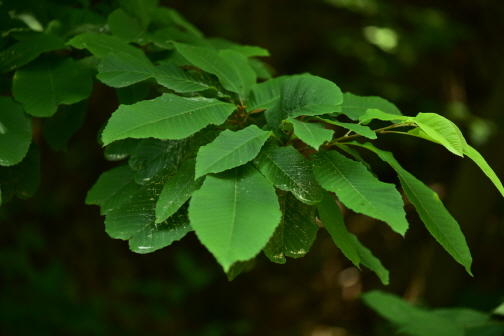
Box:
[1,0,504,335]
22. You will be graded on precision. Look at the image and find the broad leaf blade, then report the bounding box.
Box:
[340,92,402,121]
[350,234,389,285]
[412,113,465,157]
[195,125,270,178]
[316,191,360,266]
[0,97,32,166]
[253,142,324,204]
[359,108,406,125]
[218,49,257,100]
[189,164,282,271]
[263,190,319,263]
[156,158,205,223]
[155,62,219,93]
[246,76,289,112]
[96,52,157,88]
[311,150,408,236]
[101,93,236,145]
[286,117,334,150]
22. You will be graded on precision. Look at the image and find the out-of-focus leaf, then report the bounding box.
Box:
[0,97,32,166]
[350,234,389,285]
[316,116,377,139]
[42,101,87,152]
[226,258,254,281]
[340,92,402,120]
[0,144,40,202]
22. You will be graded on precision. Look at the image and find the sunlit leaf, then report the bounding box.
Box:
[412,113,465,157]
[359,108,406,125]
[286,117,333,150]
[316,117,377,139]
[0,97,32,166]
[340,92,402,121]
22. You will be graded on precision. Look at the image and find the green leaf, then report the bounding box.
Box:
[281,75,343,118]
[431,308,489,327]
[105,167,175,240]
[85,164,140,215]
[101,93,236,145]
[463,144,504,197]
[253,142,323,204]
[246,76,289,112]
[263,190,319,263]
[226,259,255,281]
[12,55,93,117]
[0,97,32,166]
[340,92,402,121]
[116,81,150,105]
[118,0,158,29]
[174,43,256,101]
[108,8,146,43]
[412,113,465,157]
[0,144,40,202]
[189,164,281,271]
[42,101,87,152]
[359,108,407,125]
[155,62,221,93]
[362,290,464,336]
[195,125,270,178]
[348,142,472,274]
[155,159,205,223]
[0,33,66,73]
[350,234,389,285]
[151,7,203,39]
[129,204,192,254]
[316,117,377,139]
[286,117,334,150]
[104,138,141,161]
[311,150,408,236]
[316,191,360,266]
[96,52,157,88]
[248,58,273,80]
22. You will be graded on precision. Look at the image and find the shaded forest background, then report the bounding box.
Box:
[1,0,504,335]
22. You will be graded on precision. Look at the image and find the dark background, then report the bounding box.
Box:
[1,0,504,335]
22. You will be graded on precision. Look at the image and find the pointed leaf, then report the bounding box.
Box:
[316,117,377,139]
[412,113,465,157]
[226,259,255,281]
[0,144,40,202]
[317,191,360,266]
[348,142,472,274]
[156,159,205,223]
[253,142,324,204]
[340,92,402,121]
[189,164,281,271]
[311,150,408,236]
[12,55,93,117]
[286,117,334,150]
[281,75,343,118]
[0,97,32,166]
[350,234,389,285]
[129,204,192,254]
[263,190,319,263]
[359,108,406,125]
[246,76,289,112]
[85,164,140,215]
[463,144,504,197]
[101,93,236,145]
[195,125,270,178]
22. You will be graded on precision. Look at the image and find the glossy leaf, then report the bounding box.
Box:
[195,125,270,178]
[281,75,343,118]
[0,33,66,73]
[316,117,377,139]
[85,164,139,215]
[263,190,319,263]
[286,117,333,150]
[246,76,289,112]
[12,55,93,117]
[311,150,408,236]
[253,142,324,204]
[155,159,205,223]
[42,101,87,152]
[0,97,32,166]
[0,144,40,202]
[189,164,281,271]
[350,234,389,285]
[340,92,402,120]
[316,191,360,266]
[349,142,472,274]
[101,93,236,145]
[359,108,407,125]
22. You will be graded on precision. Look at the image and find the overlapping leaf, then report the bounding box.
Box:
[189,164,281,271]
[195,125,270,178]
[412,113,465,157]
[104,138,141,161]
[0,97,32,166]
[286,117,333,150]
[155,62,220,93]
[108,8,146,43]
[359,108,407,125]
[101,93,236,145]
[253,142,324,204]
[246,76,289,112]
[97,52,157,87]
[340,92,402,120]
[316,117,377,139]
[311,150,408,236]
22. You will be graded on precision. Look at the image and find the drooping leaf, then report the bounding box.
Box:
[362,290,464,336]
[316,117,377,139]
[340,92,402,121]
[189,164,281,271]
[0,97,32,166]
[105,167,175,240]
[316,191,360,266]
[226,258,255,281]
[350,234,389,285]
[155,158,205,223]
[253,141,323,204]
[0,144,40,202]
[101,93,236,145]
[96,52,157,88]
[0,33,66,73]
[12,55,93,117]
[195,125,270,178]
[246,76,289,112]
[311,150,408,236]
[359,108,407,125]
[42,101,87,152]
[280,74,343,118]
[85,164,139,215]
[129,204,192,254]
[412,112,466,157]
[348,142,473,275]
[286,117,333,150]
